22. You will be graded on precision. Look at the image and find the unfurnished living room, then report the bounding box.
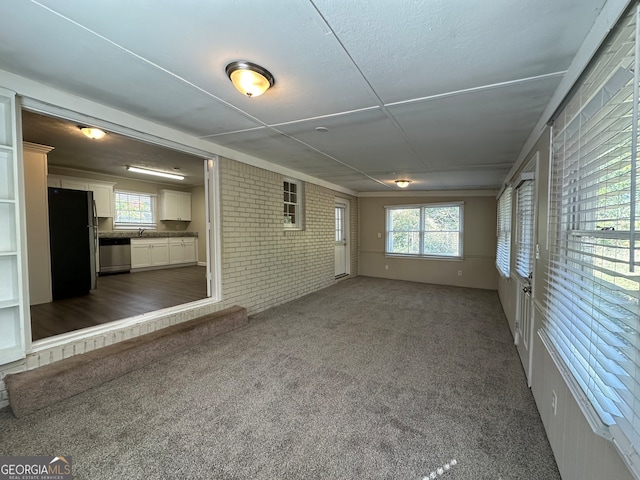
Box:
[0,1,638,480]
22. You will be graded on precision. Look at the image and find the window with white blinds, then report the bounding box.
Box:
[546,6,640,467]
[515,179,535,279]
[496,186,512,277]
[114,191,157,229]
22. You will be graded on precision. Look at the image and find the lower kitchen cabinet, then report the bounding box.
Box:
[131,236,197,270]
[131,238,169,269]
[169,237,196,264]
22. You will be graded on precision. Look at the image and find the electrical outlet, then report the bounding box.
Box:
[457,270,462,276]
[551,390,558,416]
[377,232,382,238]
[385,264,389,270]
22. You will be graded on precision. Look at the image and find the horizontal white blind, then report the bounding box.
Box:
[547,6,640,460]
[114,191,156,228]
[496,186,512,277]
[515,180,534,279]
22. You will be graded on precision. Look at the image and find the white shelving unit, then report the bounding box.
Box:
[0,89,27,365]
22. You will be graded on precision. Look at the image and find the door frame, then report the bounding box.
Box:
[335,197,350,277]
[514,152,539,386]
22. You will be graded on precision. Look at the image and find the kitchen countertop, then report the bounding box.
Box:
[98,231,198,239]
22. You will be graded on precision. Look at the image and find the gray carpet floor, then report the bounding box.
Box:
[0,276,560,479]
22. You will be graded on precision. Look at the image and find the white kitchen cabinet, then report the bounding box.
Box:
[49,175,115,218]
[159,189,191,221]
[90,182,114,217]
[131,238,169,269]
[0,88,28,364]
[60,178,89,191]
[169,237,197,264]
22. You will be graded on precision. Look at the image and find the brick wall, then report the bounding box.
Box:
[0,157,358,409]
[219,157,358,314]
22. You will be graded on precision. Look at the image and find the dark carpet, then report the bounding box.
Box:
[0,276,560,479]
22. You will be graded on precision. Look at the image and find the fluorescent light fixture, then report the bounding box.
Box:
[79,126,106,140]
[126,166,184,180]
[395,180,411,188]
[225,61,275,97]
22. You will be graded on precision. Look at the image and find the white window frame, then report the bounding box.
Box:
[514,173,535,280]
[496,186,512,278]
[385,202,464,259]
[114,190,157,230]
[283,178,304,230]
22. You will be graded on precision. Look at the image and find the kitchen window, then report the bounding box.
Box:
[385,202,463,259]
[114,190,157,229]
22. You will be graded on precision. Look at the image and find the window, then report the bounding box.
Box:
[515,177,534,279]
[496,186,512,277]
[545,6,640,472]
[386,203,463,258]
[283,179,303,229]
[114,191,156,229]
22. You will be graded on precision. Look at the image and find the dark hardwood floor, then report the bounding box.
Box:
[30,266,208,341]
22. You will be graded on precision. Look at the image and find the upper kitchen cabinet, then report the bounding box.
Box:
[0,88,28,364]
[159,189,191,221]
[48,174,115,218]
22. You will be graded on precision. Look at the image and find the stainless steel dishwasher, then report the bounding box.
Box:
[99,237,131,274]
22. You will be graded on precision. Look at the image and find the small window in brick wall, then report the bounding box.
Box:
[283,178,303,229]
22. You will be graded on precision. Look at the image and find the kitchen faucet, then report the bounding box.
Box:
[138,228,146,237]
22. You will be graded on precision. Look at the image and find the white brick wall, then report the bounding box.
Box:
[0,157,358,409]
[218,157,357,314]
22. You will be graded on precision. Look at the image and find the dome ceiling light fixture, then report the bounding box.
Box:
[395,180,411,188]
[225,61,275,98]
[79,126,106,140]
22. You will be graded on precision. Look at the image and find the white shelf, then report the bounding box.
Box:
[0,148,15,200]
[0,299,18,309]
[0,255,18,304]
[0,345,25,365]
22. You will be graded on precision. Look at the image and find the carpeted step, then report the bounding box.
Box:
[5,305,248,417]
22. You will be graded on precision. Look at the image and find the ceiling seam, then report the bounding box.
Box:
[27,1,272,129]
[29,0,392,190]
[204,71,565,137]
[307,0,436,176]
[385,71,567,108]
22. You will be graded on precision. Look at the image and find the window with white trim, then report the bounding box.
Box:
[114,190,156,229]
[283,179,303,229]
[496,186,512,277]
[386,202,463,258]
[515,177,535,279]
[546,6,640,472]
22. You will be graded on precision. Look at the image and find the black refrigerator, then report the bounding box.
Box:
[48,187,98,300]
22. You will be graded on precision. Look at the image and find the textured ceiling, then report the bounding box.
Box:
[0,0,608,191]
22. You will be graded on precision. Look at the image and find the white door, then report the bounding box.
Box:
[514,167,537,386]
[335,202,347,277]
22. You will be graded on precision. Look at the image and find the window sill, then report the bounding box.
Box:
[385,253,463,261]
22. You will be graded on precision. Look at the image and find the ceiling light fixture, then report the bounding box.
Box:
[79,126,106,140]
[395,180,411,188]
[225,61,275,98]
[126,166,184,180]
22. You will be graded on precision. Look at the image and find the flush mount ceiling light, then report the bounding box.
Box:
[225,61,274,98]
[395,180,411,188]
[79,126,106,140]
[127,166,184,180]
